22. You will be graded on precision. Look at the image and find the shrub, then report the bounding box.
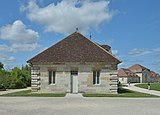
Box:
[0,63,31,89]
[0,83,5,89]
[15,79,27,89]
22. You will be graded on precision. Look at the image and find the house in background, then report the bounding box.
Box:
[118,64,160,83]
[27,32,121,94]
[150,71,160,83]
[128,64,150,83]
[118,68,140,84]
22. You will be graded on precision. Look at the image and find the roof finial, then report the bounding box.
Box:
[76,27,78,32]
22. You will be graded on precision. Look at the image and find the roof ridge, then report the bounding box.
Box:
[118,68,128,77]
[135,64,148,70]
[27,32,121,63]
[27,32,77,62]
[86,37,121,63]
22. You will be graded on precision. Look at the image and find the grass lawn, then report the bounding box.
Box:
[0,90,66,97]
[83,87,159,97]
[135,83,160,91]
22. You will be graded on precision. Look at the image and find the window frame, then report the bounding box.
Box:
[48,71,56,85]
[93,71,100,85]
[71,71,78,76]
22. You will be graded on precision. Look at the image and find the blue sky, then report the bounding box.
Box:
[0,0,160,73]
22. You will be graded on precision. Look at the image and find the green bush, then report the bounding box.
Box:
[0,83,5,89]
[15,79,27,89]
[9,83,16,89]
[0,63,31,89]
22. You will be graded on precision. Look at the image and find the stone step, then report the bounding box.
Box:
[32,77,40,80]
[31,81,40,85]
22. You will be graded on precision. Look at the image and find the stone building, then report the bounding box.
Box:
[119,64,160,83]
[118,68,140,84]
[128,64,151,83]
[27,32,121,94]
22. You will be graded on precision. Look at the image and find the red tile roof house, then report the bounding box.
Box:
[128,64,151,83]
[150,71,160,83]
[118,64,160,84]
[27,32,121,94]
[118,68,140,84]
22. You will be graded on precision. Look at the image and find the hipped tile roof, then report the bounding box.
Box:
[150,71,159,78]
[118,68,140,78]
[128,64,148,73]
[118,68,129,77]
[27,32,121,64]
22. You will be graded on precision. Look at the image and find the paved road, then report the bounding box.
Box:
[123,83,160,96]
[0,97,160,115]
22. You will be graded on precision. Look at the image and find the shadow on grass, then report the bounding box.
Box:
[118,87,133,94]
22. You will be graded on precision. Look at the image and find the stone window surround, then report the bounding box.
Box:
[48,71,56,85]
[93,71,101,85]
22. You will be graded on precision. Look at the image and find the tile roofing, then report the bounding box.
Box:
[150,71,159,78]
[118,68,129,77]
[128,64,149,73]
[118,68,140,78]
[27,32,121,64]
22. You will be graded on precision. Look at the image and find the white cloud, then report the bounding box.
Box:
[0,20,40,53]
[127,48,160,57]
[154,60,160,63]
[112,50,119,56]
[11,43,40,52]
[0,44,10,53]
[153,48,160,52]
[0,43,40,53]
[23,0,114,34]
[118,62,127,67]
[0,43,40,54]
[0,20,39,43]
[127,48,151,56]
[106,39,114,45]
[0,54,16,62]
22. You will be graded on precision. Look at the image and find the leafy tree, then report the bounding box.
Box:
[22,64,31,87]
[0,62,4,76]
[0,62,4,70]
[0,64,31,89]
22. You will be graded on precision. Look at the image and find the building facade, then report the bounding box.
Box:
[118,68,140,84]
[27,32,121,94]
[119,64,160,83]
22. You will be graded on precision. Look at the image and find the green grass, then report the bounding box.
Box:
[1,86,159,97]
[135,83,160,91]
[0,90,66,97]
[83,87,159,97]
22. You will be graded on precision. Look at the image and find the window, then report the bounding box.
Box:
[71,71,78,75]
[48,71,56,84]
[122,78,124,81]
[93,71,100,85]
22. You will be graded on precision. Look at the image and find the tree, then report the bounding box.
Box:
[0,64,31,89]
[22,64,31,86]
[0,62,4,70]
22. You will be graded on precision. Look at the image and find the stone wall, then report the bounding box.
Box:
[31,63,118,94]
[119,77,128,84]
